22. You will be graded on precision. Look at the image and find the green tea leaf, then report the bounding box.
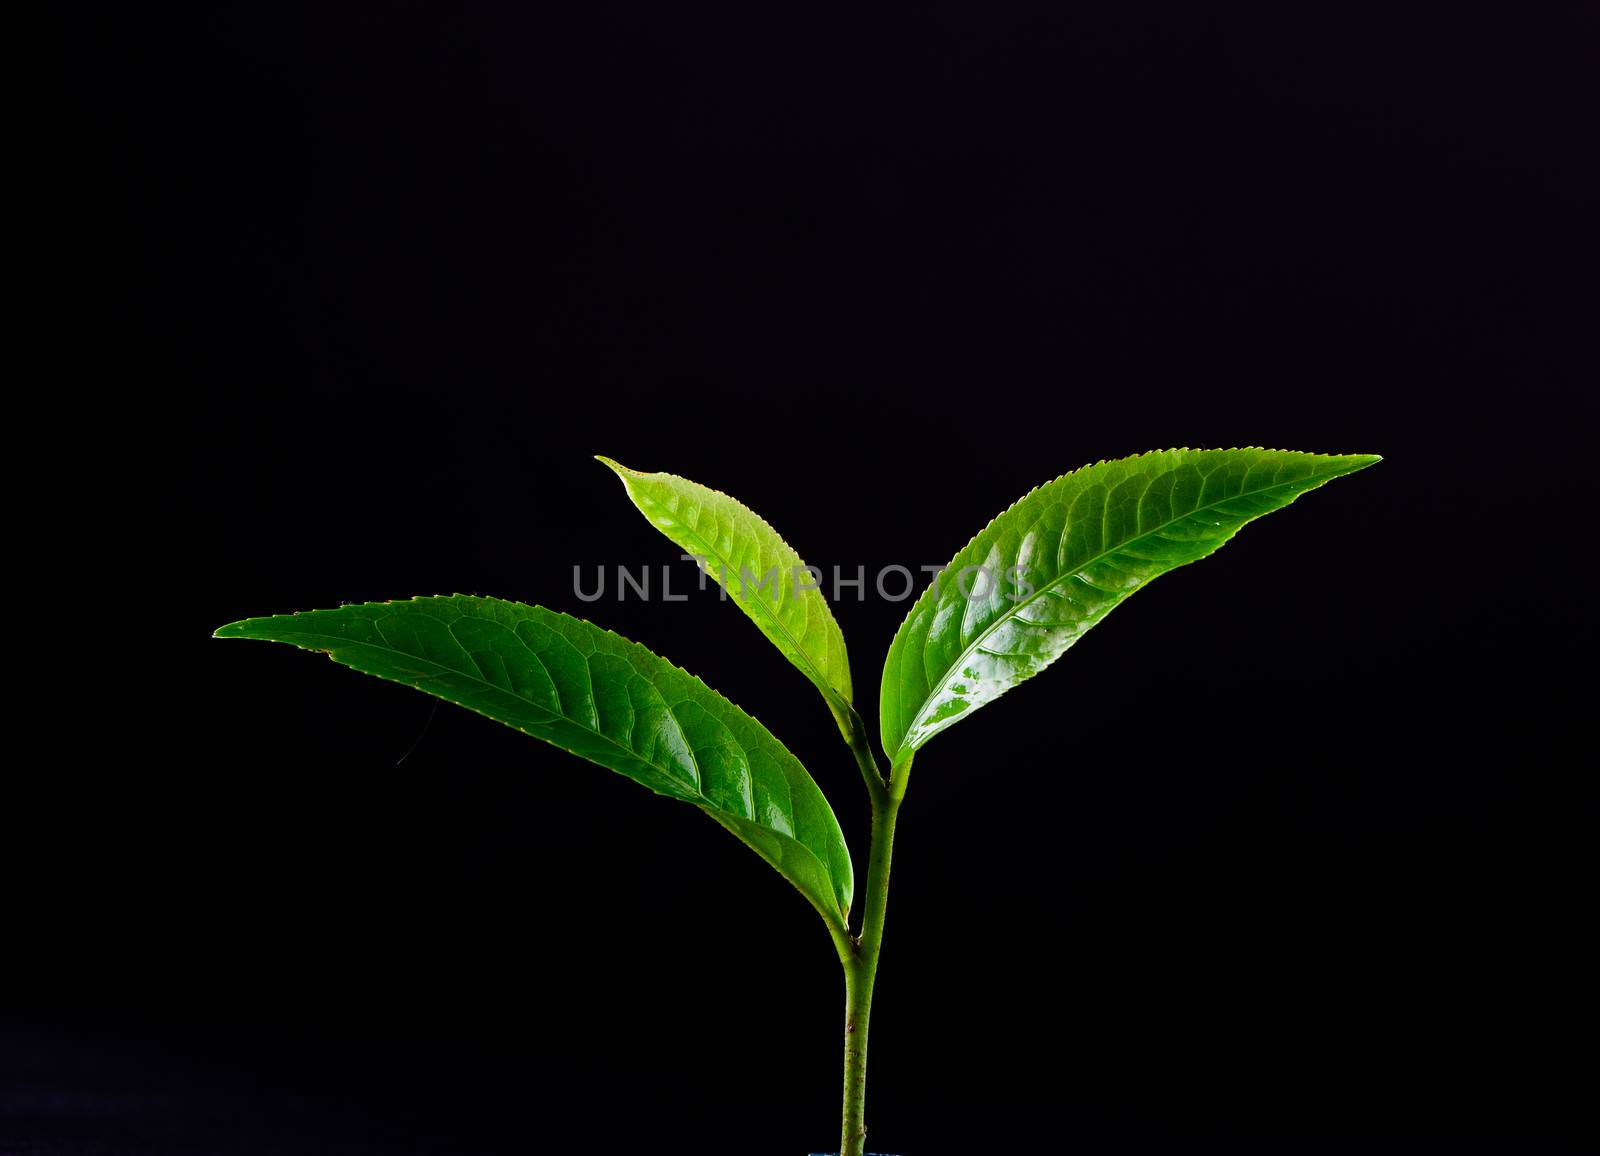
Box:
[216,596,853,927]
[598,458,854,733]
[879,448,1380,767]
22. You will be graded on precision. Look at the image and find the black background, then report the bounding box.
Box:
[21,3,1598,1154]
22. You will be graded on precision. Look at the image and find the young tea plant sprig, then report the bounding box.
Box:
[216,447,1380,1156]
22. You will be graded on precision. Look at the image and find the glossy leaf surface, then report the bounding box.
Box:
[879,448,1380,766]
[216,596,853,926]
[598,458,854,728]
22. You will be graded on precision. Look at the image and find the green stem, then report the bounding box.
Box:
[841,706,888,795]
[833,729,910,1156]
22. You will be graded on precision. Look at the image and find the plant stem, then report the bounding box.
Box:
[841,706,888,795]
[834,739,910,1156]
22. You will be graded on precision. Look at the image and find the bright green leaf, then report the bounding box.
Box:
[216,595,853,927]
[598,458,854,733]
[879,448,1380,767]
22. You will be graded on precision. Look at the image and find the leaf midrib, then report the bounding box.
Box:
[893,467,1333,757]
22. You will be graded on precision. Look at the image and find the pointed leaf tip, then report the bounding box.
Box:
[595,455,640,477]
